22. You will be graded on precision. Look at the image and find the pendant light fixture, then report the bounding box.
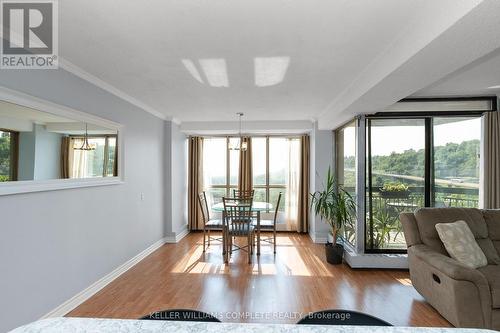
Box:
[229,112,247,151]
[75,123,95,151]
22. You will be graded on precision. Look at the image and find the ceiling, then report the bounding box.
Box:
[58,0,500,128]
[413,48,500,97]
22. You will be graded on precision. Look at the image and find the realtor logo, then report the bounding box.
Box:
[1,0,58,69]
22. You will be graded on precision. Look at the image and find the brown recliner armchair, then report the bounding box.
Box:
[401,208,500,329]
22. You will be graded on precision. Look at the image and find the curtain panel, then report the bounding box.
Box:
[484,111,500,209]
[297,135,310,233]
[238,137,253,192]
[60,136,71,179]
[188,136,204,230]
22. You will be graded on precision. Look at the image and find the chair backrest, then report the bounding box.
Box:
[273,192,282,223]
[233,189,255,199]
[197,192,210,223]
[223,197,253,235]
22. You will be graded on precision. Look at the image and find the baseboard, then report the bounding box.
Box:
[40,237,168,319]
[308,231,328,244]
[165,226,189,243]
[344,247,409,269]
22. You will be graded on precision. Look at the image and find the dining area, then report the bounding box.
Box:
[197,189,281,264]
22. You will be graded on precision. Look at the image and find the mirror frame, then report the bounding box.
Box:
[0,86,124,196]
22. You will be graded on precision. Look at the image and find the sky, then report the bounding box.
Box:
[343,117,481,157]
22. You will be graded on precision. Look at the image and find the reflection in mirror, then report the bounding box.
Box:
[0,100,118,182]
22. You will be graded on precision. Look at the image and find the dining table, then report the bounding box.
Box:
[212,201,273,259]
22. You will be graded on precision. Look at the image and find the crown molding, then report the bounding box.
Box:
[59,59,167,121]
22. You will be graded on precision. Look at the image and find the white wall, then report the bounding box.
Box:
[164,121,188,238]
[33,124,63,180]
[0,69,166,332]
[309,122,334,243]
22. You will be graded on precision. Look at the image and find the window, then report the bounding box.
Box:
[366,119,426,251]
[70,135,117,178]
[202,136,300,230]
[0,129,19,182]
[202,137,233,205]
[335,121,357,246]
[252,137,300,229]
[365,115,482,252]
[432,117,480,208]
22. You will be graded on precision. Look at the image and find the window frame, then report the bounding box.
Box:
[365,113,485,254]
[0,128,19,182]
[69,134,118,177]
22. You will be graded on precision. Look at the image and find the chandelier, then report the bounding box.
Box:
[75,123,95,151]
[228,113,247,151]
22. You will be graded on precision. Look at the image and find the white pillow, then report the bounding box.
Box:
[435,220,487,269]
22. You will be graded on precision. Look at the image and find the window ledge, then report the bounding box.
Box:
[0,177,123,196]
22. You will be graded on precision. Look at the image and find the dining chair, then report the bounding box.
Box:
[233,189,255,199]
[198,192,223,252]
[253,192,281,254]
[222,197,255,263]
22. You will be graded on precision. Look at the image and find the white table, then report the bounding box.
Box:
[9,317,495,333]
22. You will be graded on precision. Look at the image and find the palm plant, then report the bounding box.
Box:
[311,167,356,246]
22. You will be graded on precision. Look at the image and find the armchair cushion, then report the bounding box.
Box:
[435,221,487,269]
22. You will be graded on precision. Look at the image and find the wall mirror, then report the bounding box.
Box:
[0,90,122,195]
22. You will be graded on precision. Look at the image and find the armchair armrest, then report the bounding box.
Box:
[410,244,488,286]
[408,244,492,328]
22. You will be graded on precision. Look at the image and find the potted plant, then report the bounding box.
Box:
[379,182,410,199]
[311,167,356,265]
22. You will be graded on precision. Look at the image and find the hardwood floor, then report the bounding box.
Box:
[67,233,451,327]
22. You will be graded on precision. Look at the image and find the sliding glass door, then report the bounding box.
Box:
[366,119,426,251]
[366,116,482,252]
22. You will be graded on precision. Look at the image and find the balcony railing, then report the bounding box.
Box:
[342,186,479,250]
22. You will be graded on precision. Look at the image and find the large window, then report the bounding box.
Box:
[70,135,117,178]
[335,121,357,246]
[0,129,18,182]
[202,136,300,229]
[366,116,481,252]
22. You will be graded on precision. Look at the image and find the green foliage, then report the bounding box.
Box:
[0,174,9,182]
[310,167,356,245]
[370,140,480,180]
[381,182,408,192]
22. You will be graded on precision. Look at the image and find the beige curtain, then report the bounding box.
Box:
[297,135,310,233]
[285,138,300,231]
[188,137,204,230]
[71,138,88,178]
[238,137,253,192]
[484,111,500,209]
[60,137,71,178]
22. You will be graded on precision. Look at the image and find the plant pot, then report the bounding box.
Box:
[325,243,344,265]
